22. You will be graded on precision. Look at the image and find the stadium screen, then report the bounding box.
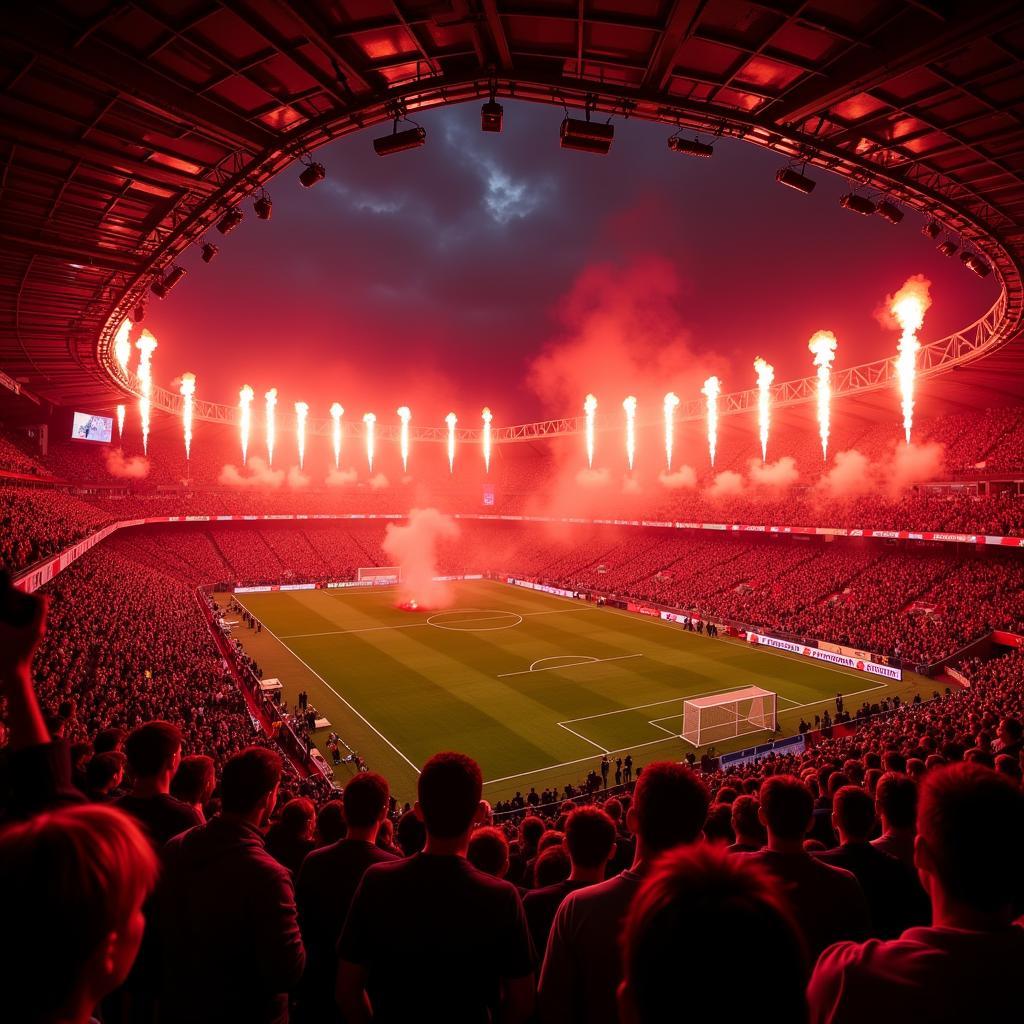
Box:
[71,411,113,443]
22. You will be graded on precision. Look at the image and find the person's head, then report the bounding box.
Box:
[93,727,126,754]
[997,717,1022,748]
[519,814,545,850]
[124,721,183,784]
[626,762,710,856]
[220,747,282,826]
[396,808,426,855]
[343,772,390,833]
[875,772,917,832]
[467,826,510,878]
[832,786,876,843]
[316,800,347,844]
[0,805,158,1023]
[703,803,734,844]
[415,752,485,840]
[565,806,616,871]
[759,776,813,844]
[86,751,126,795]
[277,798,316,839]
[619,844,806,1024]
[534,844,571,887]
[170,754,216,807]
[731,795,765,848]
[915,763,1024,918]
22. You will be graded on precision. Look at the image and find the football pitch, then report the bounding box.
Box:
[224,579,928,803]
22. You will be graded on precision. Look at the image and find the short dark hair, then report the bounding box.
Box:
[396,809,426,855]
[85,751,125,791]
[918,763,1024,912]
[170,755,215,806]
[467,827,509,877]
[0,805,158,1021]
[622,844,807,1024]
[632,763,709,852]
[833,786,875,841]
[316,800,347,843]
[731,795,764,844]
[343,772,390,829]
[417,752,482,838]
[565,806,616,868]
[220,747,281,814]
[519,814,545,848]
[759,776,813,841]
[875,772,917,830]
[124,721,182,778]
[534,845,571,887]
[93,727,126,754]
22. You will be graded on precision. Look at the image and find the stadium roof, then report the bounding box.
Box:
[2,0,1024,415]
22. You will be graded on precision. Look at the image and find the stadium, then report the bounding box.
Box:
[2,2,1024,1022]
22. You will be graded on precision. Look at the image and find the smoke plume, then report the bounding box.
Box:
[659,466,698,490]
[218,456,284,488]
[382,508,460,609]
[326,467,358,487]
[105,449,150,479]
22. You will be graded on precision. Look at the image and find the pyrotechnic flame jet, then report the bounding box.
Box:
[135,331,158,456]
[363,413,376,472]
[663,392,679,470]
[808,331,838,461]
[114,319,132,372]
[330,403,344,469]
[623,396,637,471]
[446,412,457,473]
[397,406,411,473]
[116,404,125,441]
[295,402,309,470]
[702,376,721,467]
[179,373,196,461]
[482,407,493,473]
[753,357,775,463]
[584,394,597,469]
[238,385,254,465]
[265,388,278,466]
[890,276,930,444]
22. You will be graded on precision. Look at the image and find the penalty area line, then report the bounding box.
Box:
[498,653,643,679]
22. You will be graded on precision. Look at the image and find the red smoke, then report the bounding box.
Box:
[382,508,460,609]
[106,449,150,479]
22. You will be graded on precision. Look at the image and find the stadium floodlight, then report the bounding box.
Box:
[150,278,165,299]
[681,686,777,747]
[668,135,713,158]
[776,166,816,194]
[560,117,614,154]
[875,199,904,224]
[216,207,243,234]
[481,100,503,132]
[298,160,326,188]
[937,239,958,257]
[961,251,992,278]
[151,265,185,298]
[374,120,426,156]
[254,192,272,221]
[839,193,876,216]
[922,219,941,240]
[200,242,218,263]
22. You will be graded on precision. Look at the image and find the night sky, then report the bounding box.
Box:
[147,99,998,426]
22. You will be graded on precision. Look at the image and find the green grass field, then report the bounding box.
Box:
[223,579,928,804]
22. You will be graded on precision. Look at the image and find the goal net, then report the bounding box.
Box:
[681,686,776,747]
[357,566,401,583]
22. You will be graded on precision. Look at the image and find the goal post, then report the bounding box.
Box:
[357,566,401,583]
[681,686,777,747]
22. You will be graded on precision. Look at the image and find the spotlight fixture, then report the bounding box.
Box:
[922,219,941,240]
[960,251,992,278]
[775,166,816,194]
[373,118,426,156]
[560,117,614,154]
[200,242,219,264]
[668,134,713,158]
[133,302,145,323]
[481,100,503,133]
[937,239,958,257]
[216,207,243,234]
[839,193,877,216]
[875,199,904,225]
[298,160,326,188]
[254,192,272,221]
[151,265,186,299]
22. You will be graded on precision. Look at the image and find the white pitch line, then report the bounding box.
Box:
[234,599,421,775]
[498,654,643,679]
[647,720,679,736]
[560,683,753,725]
[281,622,427,639]
[558,722,609,754]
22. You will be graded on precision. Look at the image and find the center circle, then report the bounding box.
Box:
[427,609,525,632]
